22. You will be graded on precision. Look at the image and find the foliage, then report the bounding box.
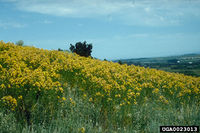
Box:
[0,41,200,132]
[167,59,179,63]
[118,60,123,65]
[116,55,200,77]
[15,40,24,46]
[0,41,64,125]
[0,97,199,133]
[58,48,63,51]
[70,41,92,57]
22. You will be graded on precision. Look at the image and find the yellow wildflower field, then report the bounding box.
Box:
[0,41,199,124]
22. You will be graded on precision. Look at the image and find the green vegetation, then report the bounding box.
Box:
[0,42,199,133]
[70,41,93,57]
[1,90,200,133]
[15,40,24,46]
[115,53,200,77]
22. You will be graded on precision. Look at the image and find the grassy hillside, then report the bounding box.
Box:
[0,41,200,133]
[115,54,200,77]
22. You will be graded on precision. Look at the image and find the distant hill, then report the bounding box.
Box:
[113,53,200,63]
[114,53,200,77]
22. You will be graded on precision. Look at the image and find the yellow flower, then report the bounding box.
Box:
[1,95,17,111]
[115,94,121,98]
[83,94,87,98]
[59,87,64,93]
[152,88,159,94]
[89,98,93,102]
[96,92,101,96]
[62,97,66,101]
[0,84,6,89]
[18,95,23,100]
[69,98,73,102]
[107,98,112,102]
[0,40,200,114]
[136,92,140,96]
[79,127,85,133]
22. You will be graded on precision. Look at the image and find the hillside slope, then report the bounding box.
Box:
[0,41,200,132]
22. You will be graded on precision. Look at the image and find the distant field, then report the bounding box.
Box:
[115,54,200,77]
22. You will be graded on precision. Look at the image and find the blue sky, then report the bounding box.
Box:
[0,0,200,60]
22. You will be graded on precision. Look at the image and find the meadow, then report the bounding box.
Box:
[0,41,200,133]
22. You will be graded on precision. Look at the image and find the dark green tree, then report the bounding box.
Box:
[58,48,63,51]
[118,60,123,65]
[69,41,92,57]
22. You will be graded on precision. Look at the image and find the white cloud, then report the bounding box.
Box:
[14,0,133,17]
[3,0,200,26]
[0,20,26,29]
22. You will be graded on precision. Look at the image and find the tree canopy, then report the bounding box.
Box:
[69,41,92,57]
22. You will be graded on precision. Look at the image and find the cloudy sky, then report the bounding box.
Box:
[0,0,200,60]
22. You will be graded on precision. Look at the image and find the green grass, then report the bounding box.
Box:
[1,86,199,133]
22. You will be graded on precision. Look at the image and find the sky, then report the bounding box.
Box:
[0,0,200,60]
